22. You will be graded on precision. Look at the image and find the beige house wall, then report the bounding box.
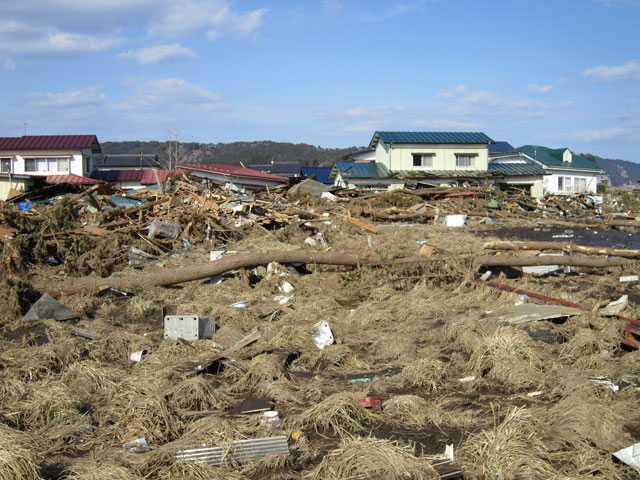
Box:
[0,177,29,201]
[375,142,489,172]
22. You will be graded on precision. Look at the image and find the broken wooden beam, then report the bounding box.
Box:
[484,241,640,258]
[474,254,634,268]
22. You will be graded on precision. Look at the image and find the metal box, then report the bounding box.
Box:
[164,315,215,341]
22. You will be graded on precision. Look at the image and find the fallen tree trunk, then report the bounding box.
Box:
[53,250,466,294]
[474,254,634,268]
[363,209,435,221]
[484,241,640,258]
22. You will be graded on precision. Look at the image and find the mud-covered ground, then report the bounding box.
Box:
[2,199,640,479]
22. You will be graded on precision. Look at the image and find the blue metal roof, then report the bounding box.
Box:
[301,166,332,184]
[330,162,391,180]
[370,131,493,148]
[489,141,514,153]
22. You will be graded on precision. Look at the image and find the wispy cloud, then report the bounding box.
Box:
[114,77,227,113]
[3,58,16,71]
[565,126,633,142]
[117,44,195,64]
[594,0,640,6]
[582,60,640,82]
[527,83,553,95]
[358,1,429,22]
[26,85,106,108]
[437,85,571,118]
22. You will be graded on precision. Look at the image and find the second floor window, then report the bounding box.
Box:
[412,153,434,167]
[455,154,475,167]
[25,157,70,173]
[0,158,11,173]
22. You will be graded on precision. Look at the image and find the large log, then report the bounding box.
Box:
[363,209,435,221]
[474,254,634,268]
[484,240,640,258]
[52,250,464,294]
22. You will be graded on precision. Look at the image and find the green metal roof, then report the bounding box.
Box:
[488,162,546,176]
[329,162,391,180]
[370,131,493,148]
[517,145,602,171]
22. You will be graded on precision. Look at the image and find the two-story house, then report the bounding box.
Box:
[0,135,102,200]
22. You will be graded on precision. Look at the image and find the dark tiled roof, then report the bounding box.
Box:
[301,167,332,184]
[517,145,602,171]
[248,162,302,176]
[100,154,161,168]
[330,162,391,180]
[0,135,101,153]
[370,131,493,148]
[178,163,287,181]
[141,169,183,185]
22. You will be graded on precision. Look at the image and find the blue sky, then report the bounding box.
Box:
[0,0,639,160]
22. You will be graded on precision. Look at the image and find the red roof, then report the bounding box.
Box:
[45,174,103,185]
[0,135,101,152]
[118,170,145,181]
[141,169,184,185]
[178,163,287,182]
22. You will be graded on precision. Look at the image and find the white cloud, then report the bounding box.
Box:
[117,43,195,64]
[582,60,640,82]
[26,85,106,108]
[527,83,553,95]
[117,77,227,113]
[0,1,266,60]
[146,1,266,40]
[437,85,570,118]
[322,0,344,11]
[565,127,632,142]
[595,0,640,6]
[3,58,16,71]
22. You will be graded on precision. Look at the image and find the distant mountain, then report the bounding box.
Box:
[582,153,640,187]
[99,140,362,169]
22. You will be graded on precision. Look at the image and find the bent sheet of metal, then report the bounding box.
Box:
[482,304,581,325]
[613,442,640,469]
[22,292,80,322]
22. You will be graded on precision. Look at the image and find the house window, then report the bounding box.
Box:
[558,177,563,190]
[559,176,574,192]
[455,154,475,167]
[412,153,433,167]
[24,157,70,173]
[0,158,11,173]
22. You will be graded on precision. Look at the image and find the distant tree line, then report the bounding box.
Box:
[98,140,363,169]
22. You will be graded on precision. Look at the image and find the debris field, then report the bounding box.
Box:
[2,177,640,479]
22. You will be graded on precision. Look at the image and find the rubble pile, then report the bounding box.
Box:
[2,178,640,479]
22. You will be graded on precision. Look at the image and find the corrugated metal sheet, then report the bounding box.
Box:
[141,169,184,185]
[370,131,493,148]
[175,436,290,466]
[333,162,391,179]
[178,163,287,181]
[45,174,103,184]
[101,154,161,168]
[488,162,546,176]
[117,170,145,181]
[0,135,100,152]
[489,141,514,153]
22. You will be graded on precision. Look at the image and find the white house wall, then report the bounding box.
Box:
[1,148,94,177]
[544,170,599,194]
[375,142,488,172]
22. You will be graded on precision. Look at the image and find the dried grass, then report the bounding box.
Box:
[0,423,41,480]
[468,326,544,388]
[308,436,438,480]
[399,357,446,394]
[293,392,377,438]
[460,405,557,479]
[167,375,232,411]
[383,395,429,428]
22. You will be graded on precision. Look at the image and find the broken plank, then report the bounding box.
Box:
[347,216,377,233]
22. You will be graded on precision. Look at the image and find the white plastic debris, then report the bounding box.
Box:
[613,442,640,470]
[620,276,640,283]
[129,349,148,362]
[320,191,336,201]
[278,281,294,294]
[273,294,294,305]
[230,301,248,308]
[311,321,334,349]
[479,271,492,281]
[123,438,150,453]
[445,214,467,227]
[589,376,620,392]
[458,376,476,383]
[601,295,629,315]
[304,237,317,247]
[527,391,543,397]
